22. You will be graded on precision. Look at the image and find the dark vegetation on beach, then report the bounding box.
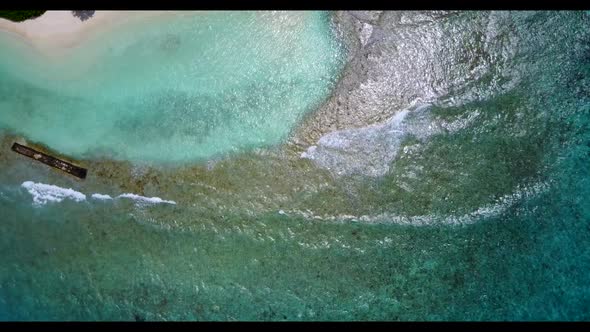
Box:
[72,11,95,21]
[0,10,46,22]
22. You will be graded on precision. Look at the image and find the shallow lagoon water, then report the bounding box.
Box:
[0,11,344,163]
[0,11,589,320]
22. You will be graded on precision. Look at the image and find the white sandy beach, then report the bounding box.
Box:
[0,11,181,56]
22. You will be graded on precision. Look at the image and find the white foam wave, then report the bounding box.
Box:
[301,102,482,178]
[117,193,176,205]
[301,104,418,177]
[21,181,86,206]
[91,193,113,200]
[20,181,176,207]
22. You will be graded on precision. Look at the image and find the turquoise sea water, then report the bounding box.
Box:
[0,11,344,162]
[0,11,589,321]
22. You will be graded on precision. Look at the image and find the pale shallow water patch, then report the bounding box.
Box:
[0,11,345,164]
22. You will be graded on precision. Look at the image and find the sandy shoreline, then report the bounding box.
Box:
[0,11,180,56]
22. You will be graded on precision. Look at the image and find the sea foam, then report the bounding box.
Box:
[301,103,480,177]
[21,181,87,206]
[301,107,413,177]
[21,181,175,206]
[91,193,113,200]
[117,193,176,205]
